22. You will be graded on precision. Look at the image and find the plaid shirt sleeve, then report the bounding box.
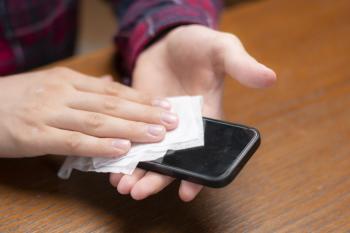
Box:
[110,0,223,80]
[0,0,222,77]
[0,0,78,76]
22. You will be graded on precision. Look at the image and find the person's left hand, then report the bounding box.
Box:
[110,25,276,202]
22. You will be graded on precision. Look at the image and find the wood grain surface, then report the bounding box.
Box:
[1,0,350,232]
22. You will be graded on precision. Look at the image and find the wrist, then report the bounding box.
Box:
[116,7,219,78]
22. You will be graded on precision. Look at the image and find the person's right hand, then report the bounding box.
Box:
[0,67,178,158]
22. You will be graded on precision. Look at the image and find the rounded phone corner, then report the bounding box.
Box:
[138,118,262,189]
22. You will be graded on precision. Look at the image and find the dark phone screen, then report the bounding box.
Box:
[148,119,258,178]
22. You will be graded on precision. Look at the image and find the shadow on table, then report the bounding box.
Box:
[0,156,240,232]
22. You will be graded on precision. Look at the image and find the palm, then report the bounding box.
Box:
[133,25,226,118]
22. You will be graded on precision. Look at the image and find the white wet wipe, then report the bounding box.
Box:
[58,96,204,179]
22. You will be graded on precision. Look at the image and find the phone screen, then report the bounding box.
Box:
[139,118,259,184]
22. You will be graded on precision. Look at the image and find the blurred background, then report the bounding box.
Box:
[77,0,115,54]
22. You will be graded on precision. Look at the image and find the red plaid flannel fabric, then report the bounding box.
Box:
[0,0,222,77]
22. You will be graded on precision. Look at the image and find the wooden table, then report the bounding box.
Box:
[1,0,350,232]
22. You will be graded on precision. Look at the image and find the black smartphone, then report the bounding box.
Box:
[137,117,260,188]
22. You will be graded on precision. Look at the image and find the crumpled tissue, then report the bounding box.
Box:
[58,96,204,179]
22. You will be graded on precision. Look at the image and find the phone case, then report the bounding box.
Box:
[137,118,261,188]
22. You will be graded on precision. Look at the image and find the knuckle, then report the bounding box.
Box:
[143,108,163,123]
[66,132,83,154]
[84,113,104,129]
[124,122,144,139]
[103,97,119,111]
[135,93,151,104]
[127,122,142,133]
[104,84,121,96]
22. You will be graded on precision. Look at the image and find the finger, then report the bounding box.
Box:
[54,68,172,109]
[44,127,131,157]
[178,181,203,202]
[47,108,166,143]
[68,72,154,105]
[217,34,277,88]
[67,92,178,130]
[130,172,174,200]
[116,168,146,195]
[73,75,172,110]
[109,173,124,187]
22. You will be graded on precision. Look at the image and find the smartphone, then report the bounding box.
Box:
[137,117,260,188]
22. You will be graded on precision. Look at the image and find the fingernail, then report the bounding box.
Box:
[147,125,165,137]
[161,112,178,125]
[152,98,171,110]
[112,139,131,150]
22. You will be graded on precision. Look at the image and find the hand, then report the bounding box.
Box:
[0,67,178,158]
[109,25,276,201]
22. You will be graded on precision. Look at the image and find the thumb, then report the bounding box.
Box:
[218,34,277,88]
